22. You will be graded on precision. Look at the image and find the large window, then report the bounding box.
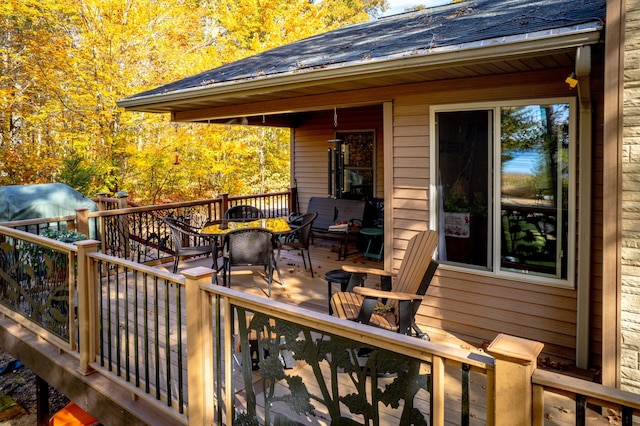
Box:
[432,99,575,285]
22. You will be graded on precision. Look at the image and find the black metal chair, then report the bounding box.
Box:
[224,205,264,220]
[220,228,278,296]
[161,217,214,273]
[277,211,318,277]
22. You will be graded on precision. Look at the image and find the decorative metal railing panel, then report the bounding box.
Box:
[232,309,434,425]
[91,253,188,415]
[205,287,489,426]
[0,233,74,343]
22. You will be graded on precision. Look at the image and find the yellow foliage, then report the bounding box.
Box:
[0,0,386,203]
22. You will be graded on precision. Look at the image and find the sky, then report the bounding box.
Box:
[383,0,451,16]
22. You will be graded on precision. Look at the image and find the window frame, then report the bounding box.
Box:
[429,98,577,289]
[334,129,376,199]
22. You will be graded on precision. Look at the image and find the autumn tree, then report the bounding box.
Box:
[0,0,387,204]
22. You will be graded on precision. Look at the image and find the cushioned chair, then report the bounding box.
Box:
[161,217,214,273]
[330,230,438,338]
[277,211,318,277]
[221,228,278,296]
[224,205,264,220]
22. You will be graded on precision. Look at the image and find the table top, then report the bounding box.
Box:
[200,217,291,235]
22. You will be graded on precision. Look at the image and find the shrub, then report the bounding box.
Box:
[40,229,87,244]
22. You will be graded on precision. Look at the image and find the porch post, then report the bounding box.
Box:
[486,334,544,426]
[75,239,100,375]
[289,186,298,214]
[183,267,215,425]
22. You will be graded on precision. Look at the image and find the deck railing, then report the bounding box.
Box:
[0,228,188,423]
[85,250,188,422]
[222,190,294,218]
[186,275,527,425]
[0,215,77,234]
[0,226,78,350]
[90,199,218,263]
[87,190,295,265]
[2,188,640,424]
[532,369,640,425]
[1,190,296,268]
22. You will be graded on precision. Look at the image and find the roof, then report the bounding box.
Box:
[118,0,605,116]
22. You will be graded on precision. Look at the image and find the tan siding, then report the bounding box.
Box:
[389,67,604,365]
[419,270,578,359]
[289,66,603,366]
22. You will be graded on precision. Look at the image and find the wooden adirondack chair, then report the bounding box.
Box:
[330,230,438,338]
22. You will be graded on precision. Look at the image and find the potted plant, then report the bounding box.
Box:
[443,178,471,239]
[442,177,486,262]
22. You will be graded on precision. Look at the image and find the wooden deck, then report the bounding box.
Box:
[156,239,612,425]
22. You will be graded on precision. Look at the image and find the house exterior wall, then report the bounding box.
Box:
[289,66,604,364]
[390,68,603,362]
[621,0,640,392]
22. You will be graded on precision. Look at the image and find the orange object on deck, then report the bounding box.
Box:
[49,402,99,426]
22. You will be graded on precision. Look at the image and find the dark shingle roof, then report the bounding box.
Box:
[124,0,605,101]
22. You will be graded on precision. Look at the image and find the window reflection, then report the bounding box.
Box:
[500,104,569,278]
[436,102,571,281]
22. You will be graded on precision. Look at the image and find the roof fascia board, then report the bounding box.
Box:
[172,67,571,122]
[118,26,602,111]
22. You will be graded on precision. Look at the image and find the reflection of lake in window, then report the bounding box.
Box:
[435,100,574,284]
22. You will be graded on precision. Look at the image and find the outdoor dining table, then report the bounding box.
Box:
[200,217,292,284]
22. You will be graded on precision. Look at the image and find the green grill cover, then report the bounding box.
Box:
[0,183,97,223]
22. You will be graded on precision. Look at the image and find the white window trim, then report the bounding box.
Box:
[429,98,577,289]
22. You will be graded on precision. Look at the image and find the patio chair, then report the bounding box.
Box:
[277,211,318,277]
[220,227,278,296]
[330,230,439,338]
[224,205,265,220]
[161,217,214,273]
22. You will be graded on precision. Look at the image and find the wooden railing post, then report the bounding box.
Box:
[75,207,89,236]
[220,193,229,216]
[183,267,216,425]
[116,191,128,209]
[487,333,544,426]
[95,193,107,211]
[75,239,100,376]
